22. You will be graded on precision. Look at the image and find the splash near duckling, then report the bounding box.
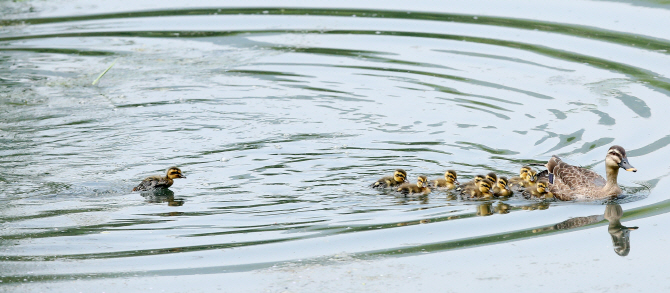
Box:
[133,167,186,191]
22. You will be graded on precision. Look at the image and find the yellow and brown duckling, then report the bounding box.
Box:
[371,169,407,188]
[465,178,494,199]
[522,178,554,200]
[459,174,485,191]
[509,166,536,190]
[397,175,431,196]
[485,172,497,185]
[133,167,186,192]
[430,170,458,190]
[492,176,513,197]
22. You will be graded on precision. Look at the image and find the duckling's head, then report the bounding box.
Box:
[166,167,186,179]
[519,166,532,180]
[416,175,428,188]
[394,169,408,183]
[485,172,497,183]
[527,169,538,182]
[473,174,485,184]
[478,178,493,193]
[497,176,509,189]
[536,179,549,193]
[444,170,457,183]
[606,145,637,172]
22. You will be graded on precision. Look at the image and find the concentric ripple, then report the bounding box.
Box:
[1,1,670,289]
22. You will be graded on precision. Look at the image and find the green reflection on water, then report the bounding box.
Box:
[2,7,670,55]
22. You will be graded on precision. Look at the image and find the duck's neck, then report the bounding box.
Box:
[604,166,620,189]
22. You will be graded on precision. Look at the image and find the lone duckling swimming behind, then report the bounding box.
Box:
[397,175,431,196]
[133,167,186,192]
[371,169,407,189]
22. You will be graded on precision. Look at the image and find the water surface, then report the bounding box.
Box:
[2,0,670,291]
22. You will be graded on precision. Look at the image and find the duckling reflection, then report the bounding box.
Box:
[494,202,511,214]
[476,202,493,216]
[605,204,638,256]
[140,189,185,206]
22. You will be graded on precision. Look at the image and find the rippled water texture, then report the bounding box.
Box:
[2,0,670,291]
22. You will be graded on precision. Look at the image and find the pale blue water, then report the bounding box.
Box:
[2,0,670,291]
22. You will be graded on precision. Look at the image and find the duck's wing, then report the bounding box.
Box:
[370,176,393,188]
[546,156,606,200]
[550,156,605,187]
[132,175,168,191]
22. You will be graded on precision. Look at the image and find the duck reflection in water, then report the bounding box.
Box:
[605,204,638,256]
[141,189,185,207]
[532,204,637,256]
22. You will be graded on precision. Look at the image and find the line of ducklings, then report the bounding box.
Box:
[371,166,553,200]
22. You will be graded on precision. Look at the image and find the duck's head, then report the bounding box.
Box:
[473,174,485,185]
[478,178,493,193]
[485,172,497,184]
[417,175,428,188]
[519,166,532,180]
[606,145,637,172]
[166,167,186,179]
[394,169,408,183]
[536,179,549,193]
[497,176,509,189]
[444,170,457,183]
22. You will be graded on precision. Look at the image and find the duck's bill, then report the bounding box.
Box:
[178,175,187,178]
[618,157,637,172]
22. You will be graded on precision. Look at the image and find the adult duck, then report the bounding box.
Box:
[540,145,637,201]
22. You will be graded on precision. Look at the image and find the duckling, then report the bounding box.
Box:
[430,170,458,190]
[485,172,497,185]
[492,176,513,197]
[522,178,554,200]
[458,174,485,191]
[466,178,494,199]
[133,167,186,191]
[371,169,407,188]
[539,145,637,201]
[397,175,431,196]
[508,166,532,189]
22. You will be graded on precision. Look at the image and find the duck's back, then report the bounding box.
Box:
[133,175,172,191]
[545,156,606,200]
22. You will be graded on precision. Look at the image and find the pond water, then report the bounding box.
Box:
[2,0,670,291]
